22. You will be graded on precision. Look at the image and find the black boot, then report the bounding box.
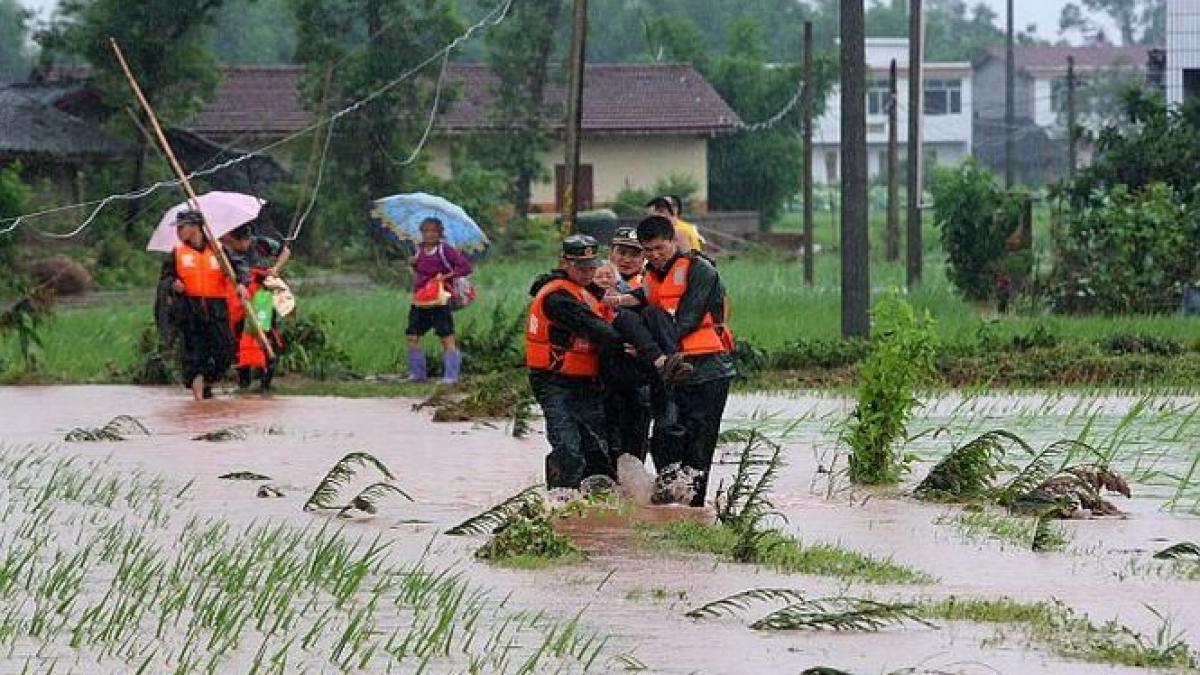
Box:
[237,367,251,389]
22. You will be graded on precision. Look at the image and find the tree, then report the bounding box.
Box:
[289,0,463,247]
[701,17,834,226]
[0,0,33,77]
[476,0,563,216]
[212,0,297,64]
[1059,0,1165,45]
[40,0,234,236]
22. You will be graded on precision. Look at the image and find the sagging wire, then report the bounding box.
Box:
[286,115,336,243]
[732,80,806,134]
[0,0,515,240]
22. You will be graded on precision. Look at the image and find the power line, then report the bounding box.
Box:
[0,0,515,239]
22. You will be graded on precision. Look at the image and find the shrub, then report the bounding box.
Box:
[278,312,355,380]
[1051,183,1200,314]
[930,161,1020,301]
[844,293,938,485]
[29,256,92,296]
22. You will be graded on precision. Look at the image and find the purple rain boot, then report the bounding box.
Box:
[407,347,427,382]
[442,349,462,385]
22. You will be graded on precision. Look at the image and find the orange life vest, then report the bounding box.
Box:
[622,273,643,290]
[645,255,730,356]
[174,244,229,299]
[526,279,603,377]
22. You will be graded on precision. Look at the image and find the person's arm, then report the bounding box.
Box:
[674,256,721,337]
[161,256,183,293]
[543,290,622,348]
[272,243,291,274]
[447,245,473,278]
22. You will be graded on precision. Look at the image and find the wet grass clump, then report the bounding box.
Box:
[63,414,150,442]
[637,520,934,585]
[919,596,1198,670]
[474,502,585,568]
[935,508,1070,552]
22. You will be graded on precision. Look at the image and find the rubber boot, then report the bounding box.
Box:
[442,349,461,385]
[406,347,427,382]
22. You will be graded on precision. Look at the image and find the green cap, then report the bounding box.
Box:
[562,234,603,268]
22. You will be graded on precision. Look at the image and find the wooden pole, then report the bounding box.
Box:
[561,0,588,234]
[906,0,924,288]
[841,0,869,338]
[885,58,900,263]
[1067,55,1077,178]
[802,20,814,285]
[1005,0,1015,188]
[110,38,274,360]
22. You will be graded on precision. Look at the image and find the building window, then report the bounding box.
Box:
[1185,69,1200,104]
[924,78,962,115]
[867,79,890,116]
[825,151,839,182]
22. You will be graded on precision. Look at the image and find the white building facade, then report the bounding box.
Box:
[812,38,972,184]
[1168,0,1200,106]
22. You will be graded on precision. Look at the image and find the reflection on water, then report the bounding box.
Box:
[0,386,1197,674]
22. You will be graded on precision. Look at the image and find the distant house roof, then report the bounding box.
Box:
[189,63,741,139]
[0,88,128,162]
[977,45,1158,77]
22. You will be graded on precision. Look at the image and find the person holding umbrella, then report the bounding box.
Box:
[407,217,472,385]
[159,210,245,400]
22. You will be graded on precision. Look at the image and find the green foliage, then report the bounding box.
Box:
[212,0,297,64]
[1153,542,1200,561]
[0,0,33,76]
[929,161,1019,302]
[445,485,542,536]
[0,285,54,374]
[1052,183,1200,314]
[279,312,356,380]
[845,294,938,485]
[0,162,30,285]
[474,500,582,565]
[611,173,700,217]
[303,450,399,512]
[915,430,1033,501]
[455,303,524,374]
[64,415,150,442]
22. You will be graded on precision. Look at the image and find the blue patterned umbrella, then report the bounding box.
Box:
[371,193,490,259]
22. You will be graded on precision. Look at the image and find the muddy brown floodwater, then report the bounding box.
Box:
[1,386,1198,674]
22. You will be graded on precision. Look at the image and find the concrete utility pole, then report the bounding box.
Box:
[1005,0,1015,188]
[1067,55,1077,178]
[906,0,924,288]
[841,0,870,338]
[885,58,900,263]
[561,0,588,234]
[802,21,815,285]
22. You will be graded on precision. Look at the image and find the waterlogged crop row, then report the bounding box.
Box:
[0,446,626,674]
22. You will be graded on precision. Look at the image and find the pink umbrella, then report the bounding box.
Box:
[146,191,266,252]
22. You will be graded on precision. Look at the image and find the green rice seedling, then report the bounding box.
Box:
[444,485,542,536]
[193,426,248,442]
[914,430,1032,500]
[219,472,272,481]
[303,451,396,512]
[63,415,150,442]
[1031,515,1070,552]
[750,597,934,631]
[1153,542,1200,560]
[685,588,808,619]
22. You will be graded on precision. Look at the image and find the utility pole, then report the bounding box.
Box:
[885,58,900,263]
[1067,55,1077,178]
[1005,0,1015,188]
[841,0,869,338]
[906,0,924,288]
[802,21,814,285]
[561,0,588,234]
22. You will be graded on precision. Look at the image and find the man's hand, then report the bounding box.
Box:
[603,294,622,309]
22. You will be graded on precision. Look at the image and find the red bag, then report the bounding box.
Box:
[412,276,450,307]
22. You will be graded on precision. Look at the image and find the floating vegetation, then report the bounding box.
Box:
[337,482,412,518]
[192,425,248,442]
[256,484,285,498]
[445,485,543,536]
[219,471,272,481]
[935,509,1070,552]
[915,429,1032,500]
[303,451,404,515]
[1154,542,1200,561]
[474,499,583,567]
[415,369,533,437]
[63,414,150,442]
[1010,464,1132,519]
[687,590,933,632]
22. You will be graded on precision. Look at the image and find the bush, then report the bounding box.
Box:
[29,256,92,296]
[844,293,938,485]
[278,312,355,380]
[930,161,1020,302]
[1051,183,1200,314]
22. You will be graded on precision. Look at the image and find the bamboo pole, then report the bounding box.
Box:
[110,38,275,360]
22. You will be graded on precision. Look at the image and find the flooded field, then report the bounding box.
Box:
[0,386,1197,674]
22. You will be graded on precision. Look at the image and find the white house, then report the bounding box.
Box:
[1168,0,1200,106]
[812,38,972,184]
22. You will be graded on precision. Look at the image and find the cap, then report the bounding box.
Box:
[562,234,603,268]
[610,226,642,251]
[175,209,205,227]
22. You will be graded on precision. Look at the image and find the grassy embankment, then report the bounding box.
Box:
[6,205,1200,389]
